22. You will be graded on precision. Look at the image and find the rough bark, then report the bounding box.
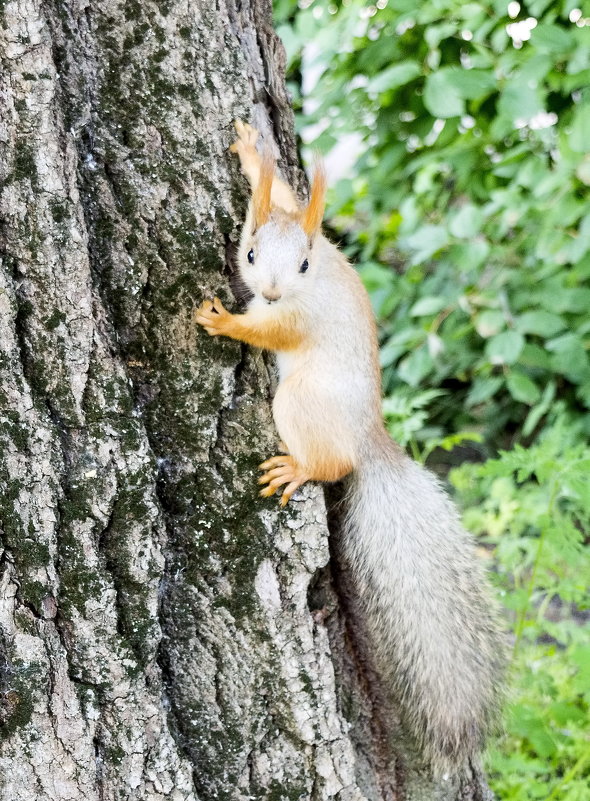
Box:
[0,1,494,799]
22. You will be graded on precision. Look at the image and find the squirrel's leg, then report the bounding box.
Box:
[266,381,356,504]
[196,298,304,351]
[258,455,309,507]
[230,120,299,214]
[258,451,353,506]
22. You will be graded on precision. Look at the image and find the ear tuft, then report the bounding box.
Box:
[253,150,274,229]
[301,161,326,237]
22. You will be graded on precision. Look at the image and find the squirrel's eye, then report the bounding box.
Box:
[300,259,309,274]
[247,249,254,264]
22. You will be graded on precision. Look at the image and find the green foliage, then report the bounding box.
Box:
[451,415,590,799]
[274,0,590,794]
[276,0,590,446]
[382,386,483,461]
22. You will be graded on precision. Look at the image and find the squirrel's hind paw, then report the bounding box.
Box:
[230,121,262,177]
[230,120,259,154]
[258,454,308,505]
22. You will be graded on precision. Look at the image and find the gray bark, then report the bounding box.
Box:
[0,1,493,799]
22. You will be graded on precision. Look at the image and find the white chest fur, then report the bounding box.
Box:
[274,350,299,382]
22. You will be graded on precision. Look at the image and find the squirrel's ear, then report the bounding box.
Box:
[301,162,326,238]
[253,151,274,230]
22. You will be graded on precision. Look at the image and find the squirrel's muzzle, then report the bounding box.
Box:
[262,288,282,303]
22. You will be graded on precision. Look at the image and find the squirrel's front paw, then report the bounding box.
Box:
[195,297,230,336]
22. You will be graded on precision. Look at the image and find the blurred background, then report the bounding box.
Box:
[272,1,590,797]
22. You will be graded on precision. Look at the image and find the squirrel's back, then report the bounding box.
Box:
[341,432,505,773]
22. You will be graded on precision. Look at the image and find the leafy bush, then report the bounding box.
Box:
[452,415,590,799]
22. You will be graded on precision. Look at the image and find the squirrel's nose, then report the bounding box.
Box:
[262,288,282,303]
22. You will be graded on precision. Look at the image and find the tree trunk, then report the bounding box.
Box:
[0,1,494,799]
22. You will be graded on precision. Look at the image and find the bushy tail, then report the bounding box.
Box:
[342,437,505,773]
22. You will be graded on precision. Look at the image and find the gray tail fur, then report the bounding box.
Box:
[341,436,505,773]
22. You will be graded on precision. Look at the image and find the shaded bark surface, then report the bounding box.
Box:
[0,1,493,799]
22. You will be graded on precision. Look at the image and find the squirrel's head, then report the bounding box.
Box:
[239,154,326,309]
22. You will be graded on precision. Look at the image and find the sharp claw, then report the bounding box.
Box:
[259,466,292,484]
[196,300,213,315]
[280,479,303,506]
[256,454,307,505]
[259,456,289,470]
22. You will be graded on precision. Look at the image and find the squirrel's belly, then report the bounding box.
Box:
[272,374,359,479]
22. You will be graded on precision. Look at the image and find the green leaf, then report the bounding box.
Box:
[437,431,483,451]
[549,701,586,726]
[531,23,574,54]
[506,371,541,405]
[409,296,448,316]
[424,22,456,49]
[568,214,590,263]
[569,103,590,154]
[449,204,484,238]
[515,311,566,337]
[539,285,590,313]
[475,309,505,338]
[423,70,464,118]
[576,155,590,186]
[571,645,590,693]
[400,225,449,263]
[528,725,558,759]
[446,67,496,100]
[498,84,544,123]
[519,344,551,370]
[451,239,490,270]
[523,381,556,437]
[526,0,554,14]
[547,334,590,379]
[397,347,434,386]
[466,376,503,406]
[368,61,421,93]
[485,331,525,365]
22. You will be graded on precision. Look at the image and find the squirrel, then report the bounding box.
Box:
[196,120,505,775]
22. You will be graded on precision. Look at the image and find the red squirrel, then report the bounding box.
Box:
[196,121,504,774]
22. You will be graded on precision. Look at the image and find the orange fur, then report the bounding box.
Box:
[305,450,353,482]
[301,162,326,237]
[300,423,355,481]
[196,298,306,351]
[223,313,304,351]
[253,151,274,229]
